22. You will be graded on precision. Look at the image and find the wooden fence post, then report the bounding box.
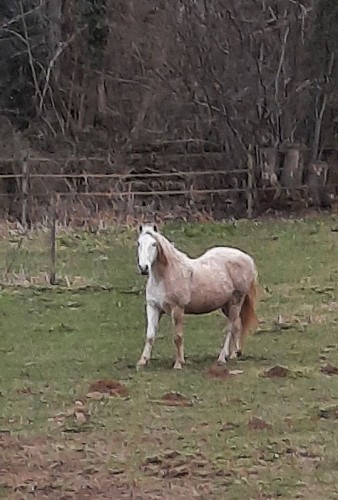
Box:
[21,157,29,229]
[246,146,254,219]
[49,193,57,285]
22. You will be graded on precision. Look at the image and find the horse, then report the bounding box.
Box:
[136,224,259,369]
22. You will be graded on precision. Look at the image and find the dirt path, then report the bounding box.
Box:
[0,433,219,499]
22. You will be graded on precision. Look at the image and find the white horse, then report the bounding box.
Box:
[137,224,259,369]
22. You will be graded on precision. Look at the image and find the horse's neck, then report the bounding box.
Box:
[159,235,188,264]
[152,235,189,282]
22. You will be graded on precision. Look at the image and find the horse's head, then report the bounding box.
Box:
[137,224,166,275]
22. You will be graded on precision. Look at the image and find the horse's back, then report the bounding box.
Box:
[193,246,256,290]
[196,246,255,268]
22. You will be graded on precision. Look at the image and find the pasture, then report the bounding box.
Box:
[1,216,338,499]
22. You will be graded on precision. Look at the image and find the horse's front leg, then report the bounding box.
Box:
[137,303,161,368]
[171,306,185,369]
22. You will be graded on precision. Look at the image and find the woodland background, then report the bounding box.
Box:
[1,0,338,223]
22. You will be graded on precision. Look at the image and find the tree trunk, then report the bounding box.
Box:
[261,147,280,186]
[307,161,330,208]
[280,146,304,198]
[44,0,62,82]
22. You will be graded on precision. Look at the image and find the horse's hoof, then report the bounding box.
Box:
[173,360,183,370]
[217,355,228,364]
[136,359,147,371]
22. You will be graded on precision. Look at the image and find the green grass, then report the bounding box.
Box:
[1,215,338,499]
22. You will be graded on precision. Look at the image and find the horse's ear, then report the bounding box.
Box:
[138,225,143,234]
[153,224,158,232]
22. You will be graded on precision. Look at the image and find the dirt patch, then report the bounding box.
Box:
[320,363,338,376]
[155,392,193,407]
[204,365,232,380]
[141,450,223,481]
[0,434,215,499]
[260,365,291,378]
[87,379,128,398]
[247,416,272,431]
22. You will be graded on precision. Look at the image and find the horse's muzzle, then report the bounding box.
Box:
[139,265,149,276]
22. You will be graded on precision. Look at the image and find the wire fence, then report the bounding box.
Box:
[0,155,254,222]
[0,154,336,226]
[0,154,336,289]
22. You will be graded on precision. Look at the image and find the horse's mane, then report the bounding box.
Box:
[141,226,189,266]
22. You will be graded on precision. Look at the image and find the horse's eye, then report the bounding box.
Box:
[152,242,157,247]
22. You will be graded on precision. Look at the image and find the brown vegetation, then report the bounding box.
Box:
[1,1,338,221]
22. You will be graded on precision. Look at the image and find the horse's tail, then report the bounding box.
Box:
[240,278,259,339]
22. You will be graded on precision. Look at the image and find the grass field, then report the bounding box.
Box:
[1,215,338,499]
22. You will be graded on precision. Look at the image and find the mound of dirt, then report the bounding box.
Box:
[87,379,128,398]
[160,392,192,407]
[204,365,232,380]
[247,416,272,431]
[260,365,290,378]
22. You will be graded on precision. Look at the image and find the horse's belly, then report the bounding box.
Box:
[185,303,221,314]
[184,288,231,314]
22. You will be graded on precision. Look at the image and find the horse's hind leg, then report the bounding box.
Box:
[218,304,233,363]
[218,329,233,363]
[171,306,185,370]
[218,296,244,363]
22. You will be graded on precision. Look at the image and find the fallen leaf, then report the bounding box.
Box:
[86,391,108,400]
[16,387,36,395]
[229,369,244,376]
[204,365,233,380]
[320,363,338,376]
[220,422,239,432]
[144,455,162,465]
[74,411,87,424]
[319,405,338,419]
[163,465,189,478]
[162,450,180,460]
[275,315,293,330]
[108,468,125,475]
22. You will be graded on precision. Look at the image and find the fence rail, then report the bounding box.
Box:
[0,169,249,179]
[0,156,255,221]
[0,185,329,198]
[0,152,230,163]
[0,155,336,225]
